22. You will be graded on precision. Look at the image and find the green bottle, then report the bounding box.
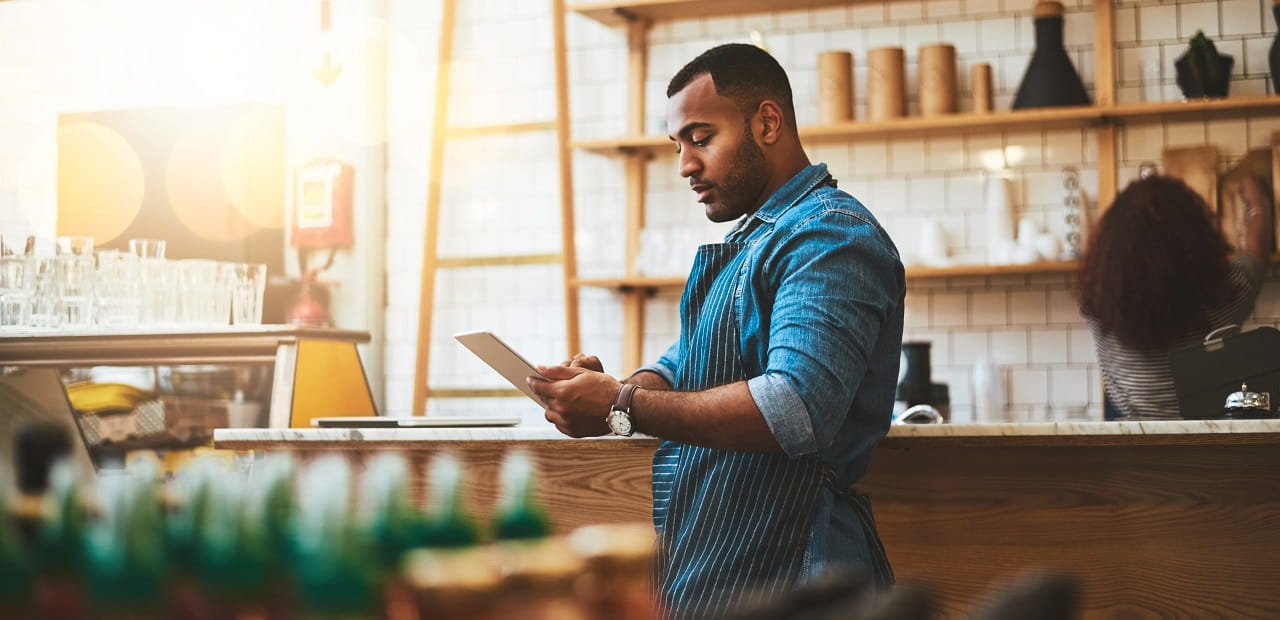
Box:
[292,456,378,620]
[32,461,89,619]
[361,453,428,573]
[493,450,551,541]
[422,453,478,548]
[83,460,167,619]
[0,474,31,617]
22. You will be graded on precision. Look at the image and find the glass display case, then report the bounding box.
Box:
[0,326,373,466]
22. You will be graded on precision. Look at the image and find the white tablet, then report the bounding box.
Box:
[312,416,521,428]
[454,330,549,408]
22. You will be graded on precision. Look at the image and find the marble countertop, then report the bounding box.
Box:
[214,418,1280,445]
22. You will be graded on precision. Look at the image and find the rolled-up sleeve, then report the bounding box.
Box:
[635,338,681,387]
[752,211,902,457]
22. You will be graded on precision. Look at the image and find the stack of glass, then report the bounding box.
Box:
[0,236,268,331]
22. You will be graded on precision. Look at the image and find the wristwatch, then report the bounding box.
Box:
[607,383,639,436]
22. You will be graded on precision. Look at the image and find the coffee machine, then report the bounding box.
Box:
[895,341,950,423]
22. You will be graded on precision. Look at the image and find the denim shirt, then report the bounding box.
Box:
[639,163,905,488]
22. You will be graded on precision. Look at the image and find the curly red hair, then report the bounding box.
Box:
[1075,175,1234,349]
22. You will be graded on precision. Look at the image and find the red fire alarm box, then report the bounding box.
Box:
[292,159,354,248]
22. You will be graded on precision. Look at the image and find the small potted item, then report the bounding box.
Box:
[1175,30,1234,99]
[1222,383,1274,420]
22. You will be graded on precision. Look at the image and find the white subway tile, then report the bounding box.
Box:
[908,177,946,211]
[889,139,927,174]
[971,290,1009,326]
[1123,123,1166,163]
[931,290,970,327]
[866,25,902,49]
[1178,2,1221,39]
[904,290,931,327]
[1245,36,1273,78]
[1063,11,1094,49]
[1030,328,1069,364]
[951,331,990,365]
[777,9,813,31]
[966,0,1002,17]
[927,1,963,19]
[1115,7,1138,44]
[940,21,979,54]
[1221,0,1263,37]
[852,141,890,176]
[1069,327,1098,364]
[1048,289,1083,324]
[1009,368,1048,404]
[903,24,941,53]
[1050,367,1090,406]
[1164,120,1208,147]
[990,329,1029,364]
[887,2,923,23]
[927,136,967,171]
[1010,290,1048,325]
[849,4,886,25]
[1138,4,1178,42]
[979,18,1019,54]
[1120,44,1163,84]
[869,177,909,211]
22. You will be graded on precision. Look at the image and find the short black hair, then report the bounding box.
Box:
[666,43,796,129]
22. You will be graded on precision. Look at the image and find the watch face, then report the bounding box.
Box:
[608,410,633,436]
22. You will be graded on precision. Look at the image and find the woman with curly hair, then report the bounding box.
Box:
[1075,174,1273,420]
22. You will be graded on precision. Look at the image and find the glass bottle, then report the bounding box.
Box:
[1012,1,1091,109]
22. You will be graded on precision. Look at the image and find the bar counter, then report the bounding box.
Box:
[216,420,1280,617]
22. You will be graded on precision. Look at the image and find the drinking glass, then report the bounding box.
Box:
[95,250,140,328]
[178,259,220,326]
[56,255,95,328]
[128,238,166,259]
[230,263,267,325]
[56,236,95,257]
[213,262,235,326]
[29,258,61,329]
[0,256,32,328]
[141,258,180,326]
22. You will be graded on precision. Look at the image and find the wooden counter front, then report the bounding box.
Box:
[216,421,1280,617]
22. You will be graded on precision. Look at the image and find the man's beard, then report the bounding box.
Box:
[704,124,768,223]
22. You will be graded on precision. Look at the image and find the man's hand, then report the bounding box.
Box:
[527,365,620,438]
[559,353,604,373]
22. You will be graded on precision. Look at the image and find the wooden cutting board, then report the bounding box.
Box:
[1219,148,1272,252]
[1163,145,1221,214]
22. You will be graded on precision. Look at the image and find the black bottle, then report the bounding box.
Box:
[1012,1,1091,110]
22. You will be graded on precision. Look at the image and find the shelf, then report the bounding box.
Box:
[572,261,1079,292]
[573,275,687,291]
[905,260,1078,279]
[1107,95,1280,123]
[569,0,870,25]
[571,96,1280,156]
[0,326,372,367]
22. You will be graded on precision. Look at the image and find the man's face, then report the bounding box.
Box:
[667,74,769,223]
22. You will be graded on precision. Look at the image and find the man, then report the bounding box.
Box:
[527,43,905,618]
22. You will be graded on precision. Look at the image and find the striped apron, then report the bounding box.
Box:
[653,239,893,619]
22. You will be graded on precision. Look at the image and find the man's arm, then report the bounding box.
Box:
[529,365,778,451]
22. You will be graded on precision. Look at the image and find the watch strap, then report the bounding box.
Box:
[613,383,639,414]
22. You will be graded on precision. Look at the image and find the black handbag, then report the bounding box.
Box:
[1169,325,1280,419]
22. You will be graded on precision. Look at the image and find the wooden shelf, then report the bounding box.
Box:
[1107,95,1280,123]
[573,275,687,291]
[568,0,861,25]
[572,261,1079,292]
[571,96,1280,155]
[905,260,1078,279]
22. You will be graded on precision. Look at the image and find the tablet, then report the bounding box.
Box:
[454,330,548,408]
[312,416,521,428]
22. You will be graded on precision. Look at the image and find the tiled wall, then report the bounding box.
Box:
[3,1,1277,423]
[383,0,1280,424]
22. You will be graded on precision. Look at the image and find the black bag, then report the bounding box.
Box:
[1169,325,1280,419]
